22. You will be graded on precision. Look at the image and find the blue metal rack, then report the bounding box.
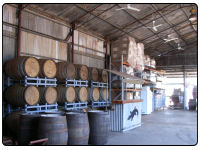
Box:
[90,79,110,108]
[24,76,57,87]
[64,102,88,111]
[91,100,110,108]
[6,76,57,87]
[25,103,58,113]
[90,80,108,88]
[63,78,89,110]
[65,78,88,87]
[5,76,58,114]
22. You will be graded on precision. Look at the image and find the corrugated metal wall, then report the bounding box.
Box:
[109,104,123,132]
[3,5,17,64]
[3,4,105,68]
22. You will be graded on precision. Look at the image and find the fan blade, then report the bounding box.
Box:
[143,26,152,29]
[153,27,158,31]
[154,24,163,28]
[116,7,127,10]
[128,7,141,11]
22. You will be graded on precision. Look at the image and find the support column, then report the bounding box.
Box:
[17,4,22,57]
[71,23,75,63]
[183,71,187,110]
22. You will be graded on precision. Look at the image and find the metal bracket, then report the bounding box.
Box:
[66,78,88,87]
[65,102,88,111]
[25,103,58,113]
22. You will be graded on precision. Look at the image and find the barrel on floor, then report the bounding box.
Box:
[66,112,89,145]
[88,110,110,145]
[37,114,68,145]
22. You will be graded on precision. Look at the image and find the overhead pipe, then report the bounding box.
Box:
[17,4,22,57]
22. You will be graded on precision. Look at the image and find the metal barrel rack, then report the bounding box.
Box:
[65,78,88,87]
[25,103,58,113]
[5,76,58,114]
[64,78,88,111]
[90,80,110,109]
[64,102,88,111]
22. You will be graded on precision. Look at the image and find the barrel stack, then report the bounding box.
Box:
[5,56,40,79]
[4,56,110,145]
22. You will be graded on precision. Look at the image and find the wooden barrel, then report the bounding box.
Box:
[89,67,99,81]
[38,114,68,145]
[99,69,108,82]
[56,62,77,80]
[5,56,40,79]
[66,112,89,145]
[74,64,89,80]
[193,86,197,99]
[18,113,40,145]
[38,59,57,78]
[89,88,100,102]
[75,87,89,102]
[39,87,57,105]
[5,85,40,107]
[5,111,22,139]
[88,111,110,145]
[57,86,76,104]
[101,88,109,101]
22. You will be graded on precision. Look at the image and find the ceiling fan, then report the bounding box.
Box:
[163,37,179,43]
[143,21,163,31]
[116,4,141,12]
[163,34,179,43]
[176,43,184,50]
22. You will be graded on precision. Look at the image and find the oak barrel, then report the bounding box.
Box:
[5,85,40,107]
[74,64,89,80]
[18,113,40,145]
[5,111,22,139]
[101,88,109,101]
[38,59,57,78]
[88,111,110,145]
[39,87,58,104]
[5,56,40,79]
[56,62,77,80]
[75,87,89,102]
[66,112,89,145]
[89,67,99,81]
[99,69,108,82]
[89,88,100,102]
[38,114,68,145]
[57,86,76,104]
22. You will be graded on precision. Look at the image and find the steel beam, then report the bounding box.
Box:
[105,4,172,38]
[17,4,22,57]
[113,4,177,51]
[75,4,117,30]
[151,4,188,45]
[74,4,140,41]
[71,4,102,24]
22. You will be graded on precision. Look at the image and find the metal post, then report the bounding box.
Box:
[184,71,187,110]
[109,56,112,103]
[17,4,22,57]
[71,23,75,63]
[121,55,124,101]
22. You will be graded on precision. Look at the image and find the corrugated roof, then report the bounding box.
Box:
[27,4,197,57]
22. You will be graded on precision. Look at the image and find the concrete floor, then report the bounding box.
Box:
[106,109,197,145]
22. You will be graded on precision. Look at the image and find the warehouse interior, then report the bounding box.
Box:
[2,3,197,146]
